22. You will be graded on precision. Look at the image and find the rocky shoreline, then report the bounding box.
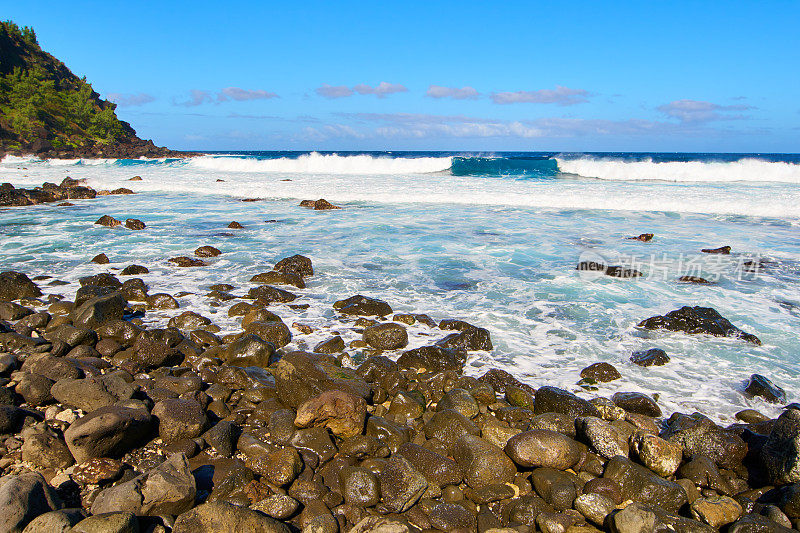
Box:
[0,142,195,162]
[0,188,798,533]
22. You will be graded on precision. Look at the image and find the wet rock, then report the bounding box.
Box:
[95,215,121,227]
[250,271,305,288]
[153,398,208,443]
[301,198,340,210]
[736,409,770,424]
[124,218,145,230]
[679,275,711,284]
[340,466,381,507]
[744,374,786,403]
[535,386,601,418]
[439,388,480,418]
[121,264,149,276]
[244,321,291,348]
[580,362,621,382]
[363,322,409,350]
[630,431,683,477]
[435,322,493,352]
[604,455,688,514]
[630,348,670,367]
[629,233,654,242]
[0,271,42,300]
[453,434,516,489]
[761,408,800,485]
[247,284,296,303]
[583,477,624,505]
[169,256,207,267]
[14,372,54,405]
[131,327,189,370]
[223,333,276,367]
[505,429,584,470]
[690,495,742,528]
[612,392,662,417]
[168,310,214,331]
[478,368,534,394]
[195,245,221,257]
[147,292,178,309]
[314,335,345,354]
[677,456,731,494]
[251,494,299,521]
[378,454,428,512]
[227,221,243,229]
[532,467,578,510]
[334,295,392,316]
[424,410,479,451]
[271,351,369,408]
[64,405,153,463]
[92,453,196,516]
[396,442,462,487]
[0,472,63,533]
[70,512,138,533]
[728,514,795,533]
[702,245,731,254]
[609,502,658,533]
[71,293,127,329]
[91,253,109,264]
[274,254,313,277]
[638,305,761,345]
[662,412,747,469]
[295,389,367,438]
[576,416,629,459]
[397,345,466,372]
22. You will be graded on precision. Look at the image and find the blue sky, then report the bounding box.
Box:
[4,0,799,152]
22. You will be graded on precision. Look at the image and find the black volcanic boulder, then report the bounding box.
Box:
[223,333,276,367]
[435,325,492,352]
[250,271,305,288]
[534,386,600,418]
[70,293,127,329]
[744,374,786,403]
[362,323,408,350]
[248,285,297,304]
[397,345,466,372]
[661,412,747,469]
[638,306,761,345]
[604,456,688,514]
[0,271,42,300]
[631,348,670,367]
[274,254,313,277]
[333,295,392,317]
[271,351,370,408]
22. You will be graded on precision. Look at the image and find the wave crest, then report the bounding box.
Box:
[188,152,453,175]
[556,157,800,183]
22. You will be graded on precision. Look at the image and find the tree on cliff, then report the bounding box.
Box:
[0,20,179,158]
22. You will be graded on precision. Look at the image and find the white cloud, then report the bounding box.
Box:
[107,92,156,107]
[174,90,214,107]
[218,87,278,101]
[657,99,752,123]
[315,84,354,99]
[426,85,480,100]
[491,86,591,106]
[352,82,408,98]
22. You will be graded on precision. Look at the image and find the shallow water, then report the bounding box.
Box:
[2,152,799,422]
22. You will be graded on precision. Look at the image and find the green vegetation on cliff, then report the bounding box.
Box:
[0,20,174,157]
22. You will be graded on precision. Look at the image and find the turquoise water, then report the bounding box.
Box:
[2,152,800,421]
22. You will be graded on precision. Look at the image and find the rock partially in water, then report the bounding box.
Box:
[300,198,340,210]
[0,271,42,300]
[631,348,670,367]
[638,305,761,345]
[95,215,121,227]
[744,374,786,403]
[195,245,221,257]
[701,245,731,254]
[580,362,621,382]
[169,256,207,267]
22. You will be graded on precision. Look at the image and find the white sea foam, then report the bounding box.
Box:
[557,156,800,183]
[188,152,453,174]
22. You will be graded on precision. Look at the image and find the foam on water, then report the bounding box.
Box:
[557,156,800,183]
[2,152,799,422]
[189,152,453,174]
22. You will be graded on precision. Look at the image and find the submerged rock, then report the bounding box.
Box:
[631,347,670,367]
[638,305,761,344]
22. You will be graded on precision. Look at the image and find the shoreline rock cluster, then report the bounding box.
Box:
[0,178,136,208]
[0,256,798,533]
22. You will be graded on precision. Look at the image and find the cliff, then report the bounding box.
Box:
[0,20,188,159]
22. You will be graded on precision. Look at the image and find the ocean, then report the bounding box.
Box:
[2,151,799,422]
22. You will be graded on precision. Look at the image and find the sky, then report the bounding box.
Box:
[3,0,799,152]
